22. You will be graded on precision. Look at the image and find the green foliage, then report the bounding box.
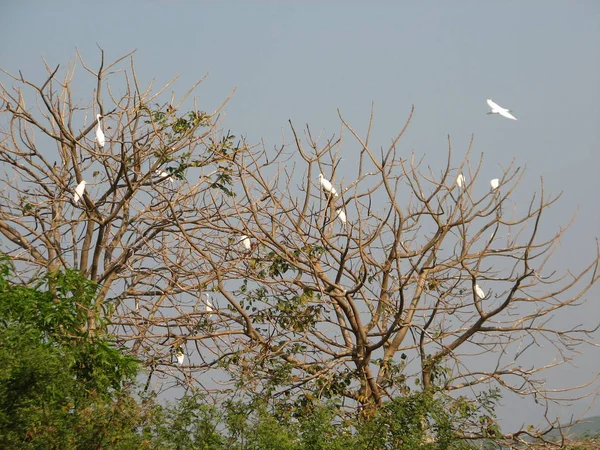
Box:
[294,401,354,450]
[0,257,144,449]
[356,393,475,450]
[146,105,211,141]
[144,104,241,196]
[148,394,226,449]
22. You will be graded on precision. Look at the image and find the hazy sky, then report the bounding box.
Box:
[1,1,599,431]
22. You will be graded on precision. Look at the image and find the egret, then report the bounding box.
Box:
[490,178,499,190]
[175,347,185,365]
[475,284,486,299]
[73,180,87,204]
[486,99,517,121]
[240,235,251,251]
[155,169,174,184]
[336,207,347,225]
[456,173,465,189]
[203,293,214,320]
[319,174,338,197]
[95,114,106,147]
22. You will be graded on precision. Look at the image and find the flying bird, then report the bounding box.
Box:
[486,99,517,120]
[175,347,185,365]
[240,235,251,251]
[336,207,347,225]
[490,178,499,190]
[456,173,465,189]
[319,174,338,197]
[475,284,486,299]
[73,180,87,204]
[95,114,106,147]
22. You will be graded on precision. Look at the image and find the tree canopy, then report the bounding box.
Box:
[0,50,598,447]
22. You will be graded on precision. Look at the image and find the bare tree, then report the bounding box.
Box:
[0,50,240,378]
[1,51,598,444]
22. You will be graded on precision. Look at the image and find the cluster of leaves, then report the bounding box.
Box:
[0,257,143,448]
[148,103,241,196]
[147,106,211,140]
[143,393,481,450]
[144,104,241,197]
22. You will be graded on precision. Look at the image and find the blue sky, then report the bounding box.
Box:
[1,1,599,431]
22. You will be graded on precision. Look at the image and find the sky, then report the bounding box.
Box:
[1,0,599,432]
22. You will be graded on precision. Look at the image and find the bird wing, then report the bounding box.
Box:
[74,182,86,202]
[320,178,332,191]
[475,285,485,299]
[456,174,464,187]
[96,127,105,147]
[486,99,501,110]
[498,110,517,120]
[240,236,251,249]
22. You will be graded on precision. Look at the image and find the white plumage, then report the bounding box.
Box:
[240,235,251,251]
[336,207,347,225]
[95,114,106,147]
[456,173,465,188]
[475,284,486,299]
[155,170,174,184]
[175,348,185,365]
[203,293,214,320]
[486,99,517,121]
[319,174,338,197]
[490,178,499,190]
[73,180,87,204]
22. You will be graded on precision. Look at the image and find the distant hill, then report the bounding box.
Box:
[553,415,600,439]
[521,415,600,448]
[510,416,600,449]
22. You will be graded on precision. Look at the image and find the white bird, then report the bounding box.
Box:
[155,170,174,184]
[95,114,106,147]
[73,180,87,204]
[456,173,465,189]
[318,174,338,197]
[175,347,185,365]
[203,293,214,320]
[475,284,486,299]
[490,178,499,190]
[336,207,347,225]
[239,235,251,251]
[486,99,517,121]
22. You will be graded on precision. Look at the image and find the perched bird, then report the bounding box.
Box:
[95,114,106,147]
[240,235,251,251]
[155,169,174,184]
[336,207,347,225]
[175,347,185,365]
[475,284,486,299]
[486,99,517,121]
[319,174,338,197]
[203,293,214,320]
[73,180,87,204]
[490,178,499,190]
[456,173,465,189]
